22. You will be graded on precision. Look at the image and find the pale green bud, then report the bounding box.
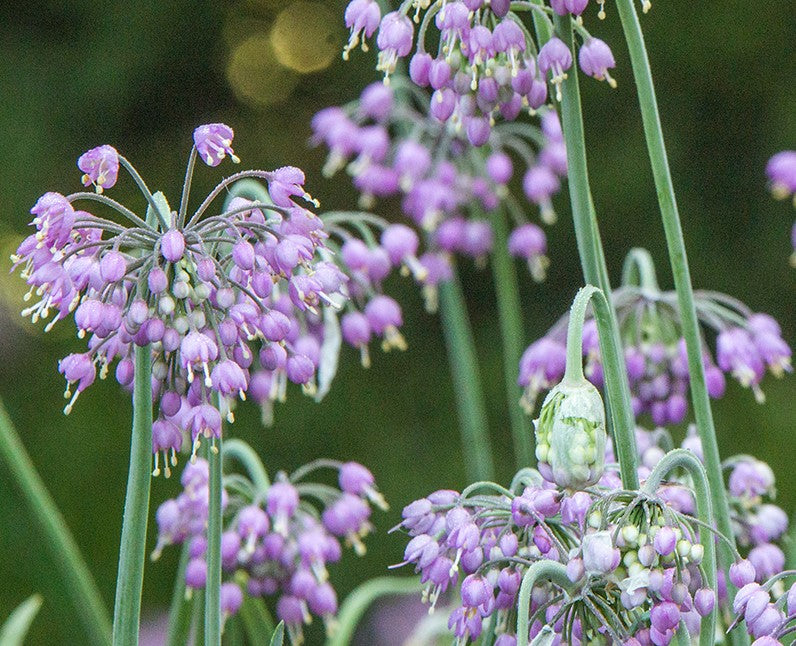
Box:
[533,380,607,489]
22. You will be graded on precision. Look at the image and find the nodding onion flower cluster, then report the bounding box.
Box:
[518,250,792,423]
[344,0,627,140]
[10,124,414,476]
[635,428,789,585]
[313,79,566,300]
[153,454,387,644]
[765,150,796,267]
[394,382,723,645]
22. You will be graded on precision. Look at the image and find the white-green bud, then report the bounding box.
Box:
[533,380,607,489]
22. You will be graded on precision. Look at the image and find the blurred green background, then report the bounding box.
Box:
[0,1,793,643]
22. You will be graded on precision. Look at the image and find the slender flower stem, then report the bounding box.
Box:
[118,156,169,231]
[165,543,192,646]
[328,577,420,646]
[490,206,533,468]
[0,400,111,646]
[516,561,573,646]
[621,247,661,292]
[613,0,742,628]
[177,148,198,229]
[565,286,639,489]
[438,273,496,482]
[223,439,270,494]
[643,449,717,646]
[112,343,153,646]
[205,435,223,646]
[551,14,640,489]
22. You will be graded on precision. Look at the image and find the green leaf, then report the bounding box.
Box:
[269,622,285,646]
[315,304,341,402]
[0,595,43,646]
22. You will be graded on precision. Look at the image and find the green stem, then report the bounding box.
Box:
[552,14,641,489]
[438,274,496,482]
[165,543,192,646]
[223,439,270,494]
[621,248,661,291]
[0,401,111,646]
[327,577,420,646]
[515,561,573,646]
[205,436,223,646]
[564,287,639,489]
[490,206,533,469]
[112,344,154,646]
[643,449,717,646]
[613,1,742,634]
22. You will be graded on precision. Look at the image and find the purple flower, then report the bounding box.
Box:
[78,145,119,193]
[343,0,381,60]
[376,12,413,77]
[578,38,617,87]
[537,37,573,101]
[766,150,796,199]
[30,192,76,250]
[193,123,239,166]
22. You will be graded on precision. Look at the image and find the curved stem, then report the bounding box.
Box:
[223,439,270,495]
[205,435,223,646]
[112,343,153,646]
[0,401,111,646]
[327,577,420,646]
[642,449,717,646]
[516,561,573,646]
[613,1,742,634]
[438,273,496,482]
[565,286,639,489]
[621,248,661,292]
[490,206,533,469]
[118,156,169,230]
[165,543,192,646]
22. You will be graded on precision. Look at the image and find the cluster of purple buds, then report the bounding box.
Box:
[765,150,796,266]
[730,568,796,644]
[153,455,386,643]
[519,251,792,421]
[632,428,789,595]
[343,0,621,131]
[394,454,721,645]
[10,125,406,474]
[313,81,563,301]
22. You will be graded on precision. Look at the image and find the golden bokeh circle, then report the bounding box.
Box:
[270,1,341,74]
[227,33,300,108]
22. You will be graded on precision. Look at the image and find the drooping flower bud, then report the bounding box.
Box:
[533,379,606,489]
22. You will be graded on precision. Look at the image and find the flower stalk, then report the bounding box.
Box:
[516,561,574,646]
[112,343,153,646]
[438,275,496,482]
[0,400,111,646]
[613,0,742,624]
[205,435,223,646]
[490,205,533,469]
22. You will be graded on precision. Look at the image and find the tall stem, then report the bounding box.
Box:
[552,14,640,487]
[205,435,223,645]
[438,274,496,482]
[0,401,111,646]
[490,206,533,469]
[614,0,741,619]
[165,543,192,646]
[112,344,153,646]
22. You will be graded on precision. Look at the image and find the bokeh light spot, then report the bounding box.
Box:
[270,1,341,74]
[227,33,300,107]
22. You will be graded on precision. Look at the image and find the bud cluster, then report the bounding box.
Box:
[395,461,719,644]
[153,456,386,643]
[344,0,627,141]
[11,125,415,475]
[519,250,791,422]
